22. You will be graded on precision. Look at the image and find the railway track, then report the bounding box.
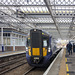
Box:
[0,49,62,75]
[0,53,27,75]
[23,67,48,75]
[22,49,62,75]
[0,61,27,75]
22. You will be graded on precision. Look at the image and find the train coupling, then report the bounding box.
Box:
[33,57,40,64]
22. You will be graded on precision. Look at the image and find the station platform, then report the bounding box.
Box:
[0,51,26,58]
[43,48,67,75]
[43,48,75,75]
[65,51,75,75]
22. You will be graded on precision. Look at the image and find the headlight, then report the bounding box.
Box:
[48,47,51,52]
[26,47,28,51]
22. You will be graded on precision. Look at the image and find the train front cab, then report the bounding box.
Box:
[26,29,52,67]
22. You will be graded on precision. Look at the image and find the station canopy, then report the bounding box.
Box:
[0,0,75,40]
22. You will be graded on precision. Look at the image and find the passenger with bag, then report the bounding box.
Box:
[66,42,72,55]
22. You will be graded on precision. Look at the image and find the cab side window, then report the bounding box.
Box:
[43,40,47,47]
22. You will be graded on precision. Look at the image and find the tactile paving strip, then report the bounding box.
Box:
[66,62,72,64]
[67,71,75,75]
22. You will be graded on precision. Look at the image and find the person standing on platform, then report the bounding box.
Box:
[66,42,72,55]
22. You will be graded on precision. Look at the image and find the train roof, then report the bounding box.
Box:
[30,29,51,37]
[26,29,53,38]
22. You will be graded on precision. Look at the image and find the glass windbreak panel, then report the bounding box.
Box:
[8,33,10,36]
[27,38,30,46]
[19,39,22,45]
[3,33,7,36]
[15,39,18,45]
[7,38,10,45]
[3,33,10,36]
[3,38,6,45]
[43,40,47,47]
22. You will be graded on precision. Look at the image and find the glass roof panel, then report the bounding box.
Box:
[56,18,72,23]
[54,6,75,10]
[49,0,75,5]
[0,0,45,5]
[0,0,75,39]
[23,17,54,23]
[20,6,49,13]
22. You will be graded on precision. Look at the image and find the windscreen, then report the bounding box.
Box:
[32,32,40,48]
[30,30,42,48]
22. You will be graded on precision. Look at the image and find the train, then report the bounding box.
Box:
[26,29,61,67]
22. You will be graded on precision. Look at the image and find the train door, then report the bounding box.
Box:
[26,37,31,56]
[42,36,49,56]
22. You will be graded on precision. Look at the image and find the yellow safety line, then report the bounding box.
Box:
[66,64,69,71]
[65,58,69,75]
[65,58,67,62]
[65,49,69,75]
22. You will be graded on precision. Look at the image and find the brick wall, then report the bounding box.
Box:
[15,46,26,51]
[5,46,13,51]
[5,46,26,51]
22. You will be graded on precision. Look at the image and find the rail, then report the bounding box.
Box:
[23,67,36,75]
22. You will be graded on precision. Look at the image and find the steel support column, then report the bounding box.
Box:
[44,0,62,38]
[1,27,4,52]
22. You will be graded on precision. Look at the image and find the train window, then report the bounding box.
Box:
[43,40,47,47]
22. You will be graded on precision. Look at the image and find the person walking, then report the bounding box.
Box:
[66,42,72,55]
